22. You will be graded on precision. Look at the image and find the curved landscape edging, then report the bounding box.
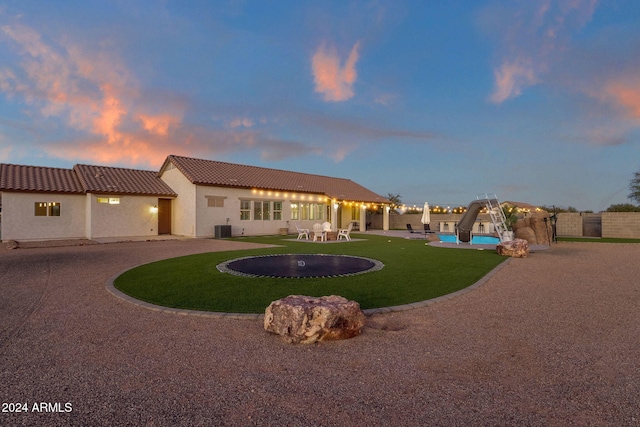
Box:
[105,258,512,319]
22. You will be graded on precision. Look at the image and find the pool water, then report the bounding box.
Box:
[437,235,500,244]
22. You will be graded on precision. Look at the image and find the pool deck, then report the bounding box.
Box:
[361,229,550,251]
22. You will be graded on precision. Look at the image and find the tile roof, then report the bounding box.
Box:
[0,163,84,193]
[74,164,176,197]
[163,155,391,204]
[0,163,176,197]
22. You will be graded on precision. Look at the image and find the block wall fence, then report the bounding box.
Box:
[369,212,640,239]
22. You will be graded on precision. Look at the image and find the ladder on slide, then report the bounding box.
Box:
[478,193,512,242]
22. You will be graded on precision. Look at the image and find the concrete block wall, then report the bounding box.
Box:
[555,213,583,237]
[602,212,640,238]
[371,212,640,238]
[369,213,492,232]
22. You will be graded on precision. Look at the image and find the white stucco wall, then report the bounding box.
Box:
[195,186,298,237]
[0,192,85,241]
[159,166,196,237]
[185,184,333,237]
[85,194,160,239]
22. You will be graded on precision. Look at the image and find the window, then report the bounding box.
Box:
[241,200,283,221]
[351,206,361,221]
[97,197,120,204]
[254,201,271,221]
[273,202,282,220]
[312,203,324,220]
[35,202,60,216]
[240,200,251,220]
[290,202,324,221]
[206,196,225,207]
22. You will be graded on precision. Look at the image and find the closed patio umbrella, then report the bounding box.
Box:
[421,202,431,235]
[421,202,430,225]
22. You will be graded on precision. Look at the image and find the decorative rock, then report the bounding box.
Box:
[514,226,536,243]
[427,233,441,243]
[530,212,552,245]
[513,211,552,245]
[264,295,366,344]
[6,240,18,250]
[496,238,530,258]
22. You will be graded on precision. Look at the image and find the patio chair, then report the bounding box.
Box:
[295,222,309,240]
[312,223,326,242]
[406,224,417,233]
[337,222,353,241]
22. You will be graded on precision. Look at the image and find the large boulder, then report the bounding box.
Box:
[513,211,552,245]
[514,226,536,243]
[264,295,366,344]
[496,238,530,258]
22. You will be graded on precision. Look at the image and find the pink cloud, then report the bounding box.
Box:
[0,22,188,167]
[485,0,598,103]
[138,113,182,136]
[490,58,539,103]
[311,41,360,102]
[605,81,640,120]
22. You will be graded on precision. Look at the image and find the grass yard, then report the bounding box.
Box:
[114,234,506,313]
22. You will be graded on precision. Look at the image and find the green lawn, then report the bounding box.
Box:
[114,234,506,313]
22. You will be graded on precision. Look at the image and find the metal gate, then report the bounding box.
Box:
[582,213,602,237]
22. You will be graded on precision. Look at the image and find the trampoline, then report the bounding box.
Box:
[217,254,384,279]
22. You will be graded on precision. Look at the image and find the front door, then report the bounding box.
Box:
[158,198,172,235]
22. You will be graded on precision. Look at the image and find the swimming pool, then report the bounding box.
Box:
[437,235,500,244]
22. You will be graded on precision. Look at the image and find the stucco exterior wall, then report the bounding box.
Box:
[160,167,196,237]
[1,192,85,241]
[195,186,327,237]
[602,212,640,238]
[85,194,160,239]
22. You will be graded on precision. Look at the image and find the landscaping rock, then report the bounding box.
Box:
[496,238,530,258]
[514,226,536,243]
[264,295,366,344]
[6,240,18,250]
[513,211,552,245]
[427,234,441,243]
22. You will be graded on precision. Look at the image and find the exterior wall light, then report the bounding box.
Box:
[150,205,158,213]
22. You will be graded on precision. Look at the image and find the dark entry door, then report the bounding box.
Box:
[158,199,172,235]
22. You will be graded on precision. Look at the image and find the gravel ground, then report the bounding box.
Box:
[1,239,639,426]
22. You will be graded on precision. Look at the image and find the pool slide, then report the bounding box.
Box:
[456,198,498,243]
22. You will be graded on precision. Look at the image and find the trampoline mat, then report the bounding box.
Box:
[217,254,384,278]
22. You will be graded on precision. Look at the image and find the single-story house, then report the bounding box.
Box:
[0,155,391,242]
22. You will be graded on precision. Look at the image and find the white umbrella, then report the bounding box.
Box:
[421,202,430,225]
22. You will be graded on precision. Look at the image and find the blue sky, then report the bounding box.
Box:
[1,0,639,211]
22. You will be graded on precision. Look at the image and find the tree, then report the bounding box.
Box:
[629,171,640,204]
[386,193,402,209]
[606,203,640,212]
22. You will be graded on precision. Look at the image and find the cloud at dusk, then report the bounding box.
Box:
[604,80,640,120]
[490,58,539,103]
[485,0,598,103]
[311,41,360,102]
[0,21,198,167]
